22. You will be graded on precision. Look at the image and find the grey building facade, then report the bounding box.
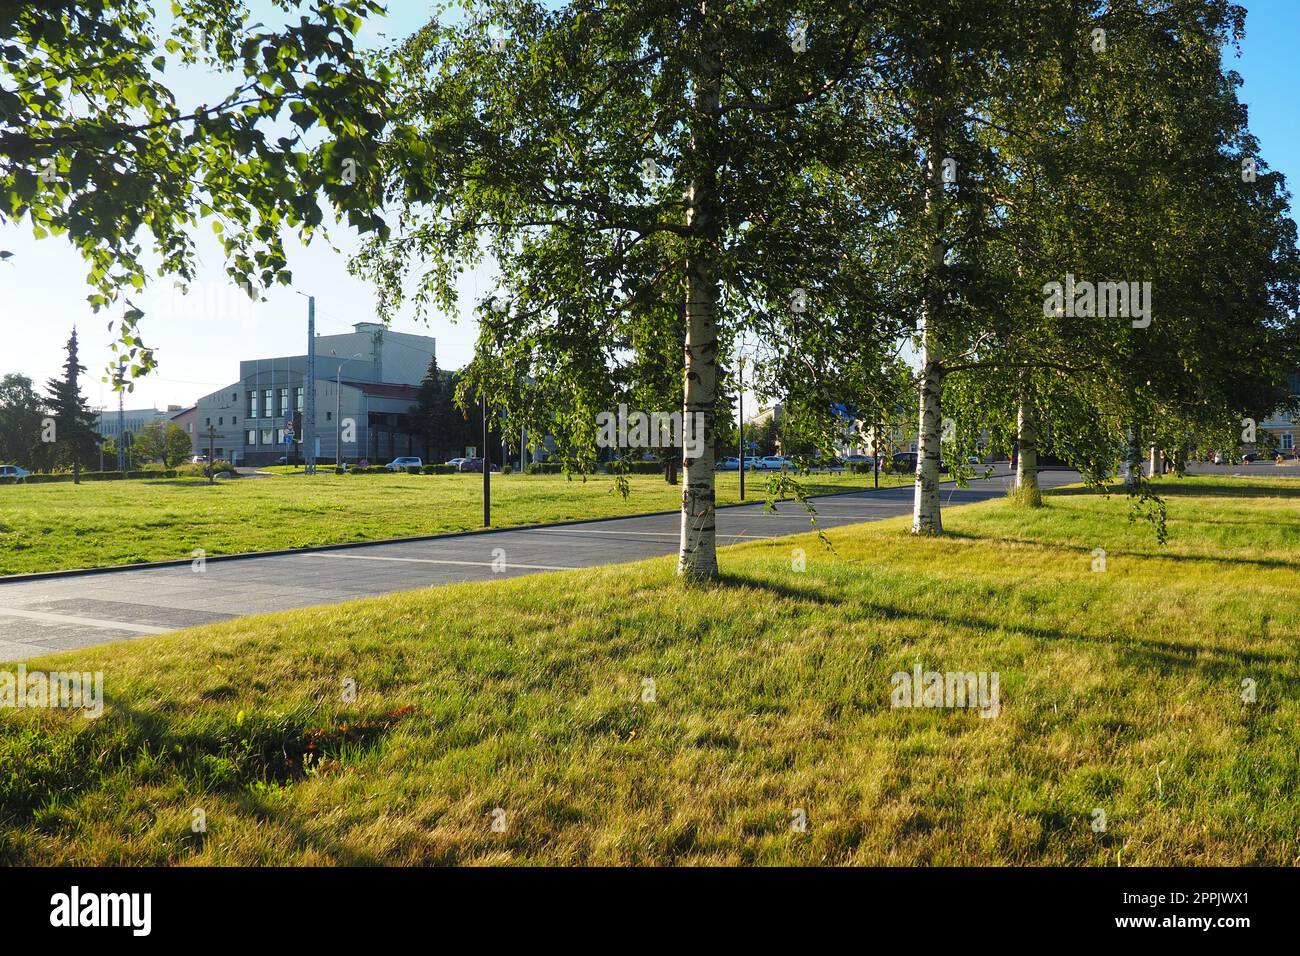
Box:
[194,323,435,466]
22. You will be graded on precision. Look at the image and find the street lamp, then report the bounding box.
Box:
[736,339,757,500]
[331,350,364,468]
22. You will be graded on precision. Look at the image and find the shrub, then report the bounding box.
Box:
[421,464,456,475]
[405,465,421,475]
[500,465,513,475]
[524,462,563,475]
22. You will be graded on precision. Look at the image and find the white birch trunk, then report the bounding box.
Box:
[677,7,720,581]
[911,135,946,535]
[913,342,944,533]
[1015,375,1040,500]
[1122,424,1142,489]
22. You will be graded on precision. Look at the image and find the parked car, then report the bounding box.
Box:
[457,457,499,473]
[1241,453,1263,464]
[717,457,741,471]
[754,455,790,471]
[189,454,209,464]
[892,452,918,471]
[0,464,31,480]
[445,457,467,469]
[385,457,423,472]
[842,454,873,466]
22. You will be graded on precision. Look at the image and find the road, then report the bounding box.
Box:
[0,468,1081,661]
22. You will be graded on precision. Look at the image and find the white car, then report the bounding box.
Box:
[754,455,791,471]
[385,457,423,472]
[0,465,31,480]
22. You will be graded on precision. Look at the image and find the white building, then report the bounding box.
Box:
[193,322,436,465]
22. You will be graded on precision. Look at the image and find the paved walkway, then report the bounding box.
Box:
[0,468,1080,661]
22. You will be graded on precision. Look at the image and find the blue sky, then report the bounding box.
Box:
[1,1,1296,412]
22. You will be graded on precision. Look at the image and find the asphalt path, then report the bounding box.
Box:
[0,468,1085,661]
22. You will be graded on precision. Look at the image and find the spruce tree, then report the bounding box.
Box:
[44,328,99,483]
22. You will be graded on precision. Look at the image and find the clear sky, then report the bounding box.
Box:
[1,1,1296,412]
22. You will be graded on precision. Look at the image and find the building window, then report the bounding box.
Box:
[1284,433,1294,451]
[279,388,289,419]
[247,430,257,446]
[216,448,224,458]
[218,417,223,426]
[261,429,272,446]
[277,429,287,445]
[205,417,211,426]
[264,388,273,419]
[326,411,332,422]
[295,387,304,412]
[249,391,259,418]
[232,393,238,402]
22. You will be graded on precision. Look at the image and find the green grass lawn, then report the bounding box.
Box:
[0,470,909,576]
[1,475,1297,865]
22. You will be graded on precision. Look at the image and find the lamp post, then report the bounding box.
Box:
[331,350,363,468]
[482,391,491,527]
[296,291,317,473]
[206,423,216,484]
[738,353,745,501]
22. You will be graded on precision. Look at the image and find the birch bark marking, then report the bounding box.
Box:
[678,5,721,580]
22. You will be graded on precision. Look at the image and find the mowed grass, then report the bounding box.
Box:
[0,470,907,575]
[1,475,1297,865]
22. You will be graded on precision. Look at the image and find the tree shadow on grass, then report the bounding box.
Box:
[715,571,1285,679]
[0,690,390,865]
[938,529,1300,574]
[715,571,842,607]
[1046,480,1300,501]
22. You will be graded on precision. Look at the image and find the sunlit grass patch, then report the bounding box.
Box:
[0,475,1296,865]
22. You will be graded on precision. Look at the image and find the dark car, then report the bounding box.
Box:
[457,457,500,473]
[892,452,918,471]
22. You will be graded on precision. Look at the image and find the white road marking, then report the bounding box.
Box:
[525,528,768,540]
[306,553,579,571]
[0,607,170,635]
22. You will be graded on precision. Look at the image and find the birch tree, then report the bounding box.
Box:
[357,0,889,580]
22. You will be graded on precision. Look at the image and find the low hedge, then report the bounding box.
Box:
[0,469,182,484]
[619,461,672,475]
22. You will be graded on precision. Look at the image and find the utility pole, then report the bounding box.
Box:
[304,294,317,474]
[206,423,216,484]
[116,360,126,474]
[482,392,491,527]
